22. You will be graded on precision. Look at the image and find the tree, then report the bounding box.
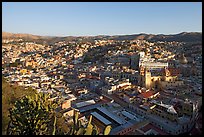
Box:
[2,77,36,135]
[83,55,93,63]
[7,93,58,135]
[9,62,19,67]
[5,78,112,135]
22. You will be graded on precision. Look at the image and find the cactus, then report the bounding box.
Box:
[78,120,82,128]
[7,93,58,135]
[88,115,92,125]
[52,114,57,135]
[66,109,112,135]
[92,124,99,135]
[74,111,79,126]
[76,127,85,135]
[84,123,93,135]
[67,110,111,135]
[103,125,112,135]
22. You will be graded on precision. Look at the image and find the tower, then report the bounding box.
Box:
[144,68,151,89]
[179,53,188,64]
[138,66,145,86]
[130,53,140,70]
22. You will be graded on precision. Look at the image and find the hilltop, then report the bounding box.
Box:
[2,31,202,44]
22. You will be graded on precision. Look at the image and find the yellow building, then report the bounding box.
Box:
[144,69,152,89]
[139,67,183,90]
[20,69,27,74]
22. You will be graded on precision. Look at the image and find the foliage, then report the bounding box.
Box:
[54,112,71,135]
[52,113,57,135]
[83,55,92,63]
[2,77,112,135]
[2,77,36,135]
[67,111,97,135]
[9,62,19,67]
[67,110,111,135]
[7,93,58,135]
[104,125,112,135]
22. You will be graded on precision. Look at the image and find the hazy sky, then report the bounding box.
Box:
[2,2,202,36]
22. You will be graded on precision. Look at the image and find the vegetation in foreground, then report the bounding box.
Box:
[3,77,111,135]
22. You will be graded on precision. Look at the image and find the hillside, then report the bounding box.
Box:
[2,31,202,44]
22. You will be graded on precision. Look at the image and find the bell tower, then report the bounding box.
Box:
[145,68,151,89]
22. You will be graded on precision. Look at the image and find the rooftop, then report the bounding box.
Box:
[97,107,125,125]
[140,123,169,135]
[75,99,96,108]
[91,112,112,125]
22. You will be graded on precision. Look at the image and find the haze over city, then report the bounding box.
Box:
[2,2,202,36]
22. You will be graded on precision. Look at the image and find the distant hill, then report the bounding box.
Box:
[107,32,202,42]
[2,32,45,39]
[148,32,202,42]
[2,31,202,44]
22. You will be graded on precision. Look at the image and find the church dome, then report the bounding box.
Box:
[179,53,188,64]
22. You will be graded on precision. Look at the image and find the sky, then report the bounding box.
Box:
[2,2,202,36]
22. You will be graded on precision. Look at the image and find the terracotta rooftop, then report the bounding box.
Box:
[138,91,154,99]
[86,75,100,80]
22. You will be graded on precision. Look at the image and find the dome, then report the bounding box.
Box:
[179,54,188,64]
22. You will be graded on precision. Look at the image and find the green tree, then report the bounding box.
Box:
[7,93,58,135]
[83,55,92,63]
[9,62,19,67]
[2,77,36,135]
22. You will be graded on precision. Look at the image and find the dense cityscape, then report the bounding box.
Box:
[2,31,202,135]
[2,2,202,135]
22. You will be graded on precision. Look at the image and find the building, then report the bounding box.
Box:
[139,67,183,90]
[129,99,199,135]
[130,53,140,70]
[62,94,77,109]
[179,53,188,64]
[102,77,132,94]
[140,62,168,69]
[90,112,112,133]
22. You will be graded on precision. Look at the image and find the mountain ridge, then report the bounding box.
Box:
[2,31,202,43]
